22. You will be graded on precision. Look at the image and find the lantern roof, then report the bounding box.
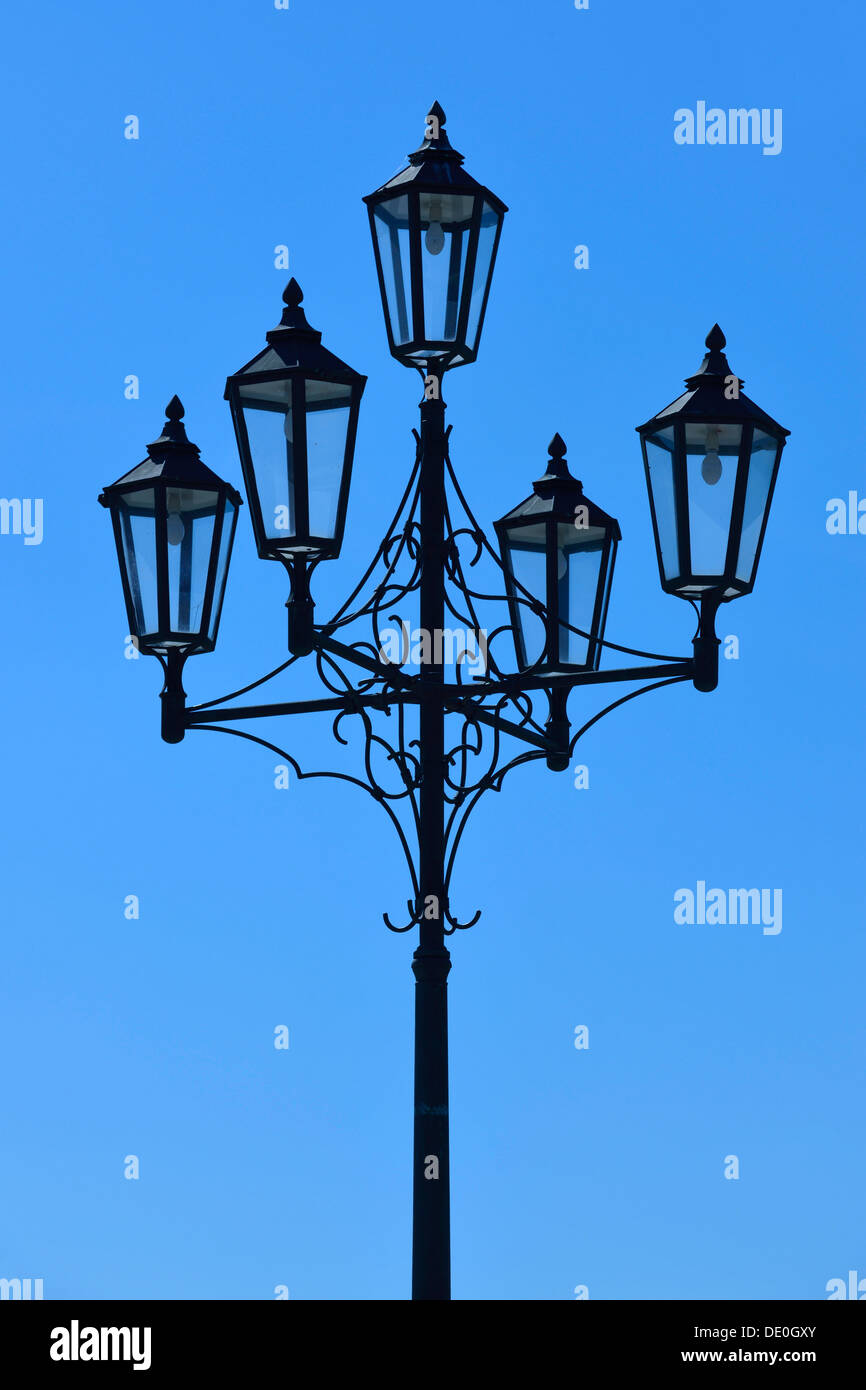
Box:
[99,397,242,502]
[362,102,508,211]
[497,434,621,538]
[636,325,790,437]
[224,280,367,389]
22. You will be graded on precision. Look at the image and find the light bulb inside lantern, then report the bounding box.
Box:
[557,549,568,581]
[425,200,445,255]
[166,491,185,546]
[701,427,722,486]
[425,222,445,255]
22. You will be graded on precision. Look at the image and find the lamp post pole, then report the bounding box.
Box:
[412,365,451,1299]
[99,107,790,1303]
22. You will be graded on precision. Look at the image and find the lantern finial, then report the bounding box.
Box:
[686,323,736,385]
[269,278,320,342]
[151,395,194,450]
[412,100,457,158]
[548,432,567,462]
[533,434,583,494]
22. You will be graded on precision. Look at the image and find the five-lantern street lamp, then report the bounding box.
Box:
[99,104,790,1301]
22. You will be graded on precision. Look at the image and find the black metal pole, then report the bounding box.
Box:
[411,366,451,1300]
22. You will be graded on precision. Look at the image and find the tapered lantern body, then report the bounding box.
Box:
[637,325,789,601]
[99,397,240,656]
[363,103,507,369]
[225,280,366,564]
[496,435,620,672]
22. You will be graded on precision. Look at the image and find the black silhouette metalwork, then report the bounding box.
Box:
[99,103,789,1302]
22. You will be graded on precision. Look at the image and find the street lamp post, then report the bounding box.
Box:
[99,105,789,1301]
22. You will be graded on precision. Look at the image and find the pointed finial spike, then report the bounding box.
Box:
[282,278,303,308]
[166,395,184,421]
[706,323,726,350]
[549,432,567,460]
[428,100,446,126]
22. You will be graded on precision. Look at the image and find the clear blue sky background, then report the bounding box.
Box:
[1,0,864,1301]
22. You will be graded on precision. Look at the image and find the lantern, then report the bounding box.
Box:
[363,102,507,369]
[99,396,240,657]
[225,279,365,564]
[495,435,620,672]
[636,325,789,600]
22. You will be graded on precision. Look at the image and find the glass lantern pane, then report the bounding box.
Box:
[418,192,475,345]
[644,429,678,581]
[237,365,292,405]
[556,522,605,666]
[165,488,218,636]
[465,202,501,353]
[684,421,743,578]
[240,388,296,541]
[373,196,412,345]
[306,381,352,539]
[208,497,236,641]
[505,521,547,666]
[117,489,159,636]
[735,430,778,584]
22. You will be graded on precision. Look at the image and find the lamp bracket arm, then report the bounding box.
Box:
[567,673,693,755]
[459,660,693,702]
[185,689,409,726]
[186,655,301,714]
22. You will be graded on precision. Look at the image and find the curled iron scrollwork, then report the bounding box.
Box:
[186,428,693,933]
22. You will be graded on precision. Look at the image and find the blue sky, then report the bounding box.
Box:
[1,0,864,1300]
